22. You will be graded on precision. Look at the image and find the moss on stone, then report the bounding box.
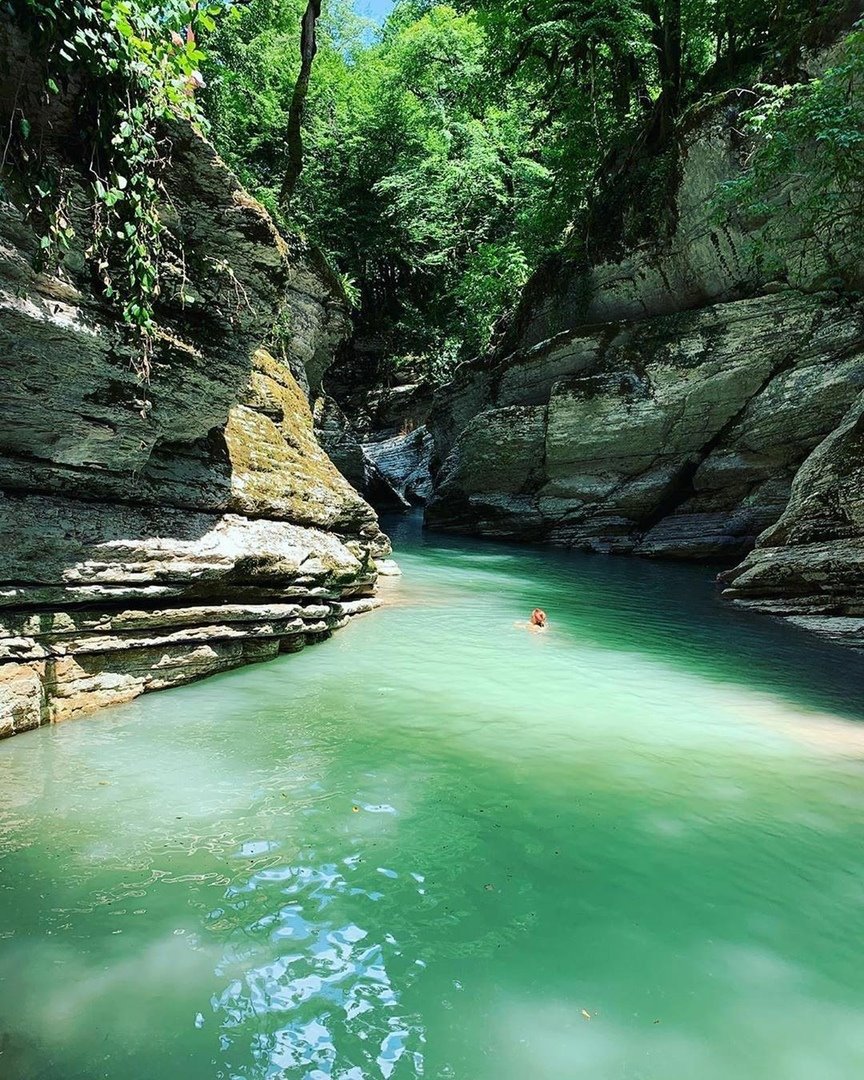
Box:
[224,348,376,533]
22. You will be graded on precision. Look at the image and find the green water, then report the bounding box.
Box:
[3,516,864,1080]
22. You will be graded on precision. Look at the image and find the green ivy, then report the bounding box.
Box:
[4,0,223,379]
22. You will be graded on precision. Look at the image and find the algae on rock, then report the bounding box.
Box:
[0,28,388,738]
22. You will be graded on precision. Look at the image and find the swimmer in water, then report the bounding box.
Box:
[515,608,549,632]
[514,608,549,631]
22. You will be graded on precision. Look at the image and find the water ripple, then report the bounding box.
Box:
[212,860,426,1078]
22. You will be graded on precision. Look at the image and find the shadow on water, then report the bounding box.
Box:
[385,512,864,724]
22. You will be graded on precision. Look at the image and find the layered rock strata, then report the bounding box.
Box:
[0,35,387,737]
[427,292,864,560]
[720,391,864,644]
[364,427,435,508]
[314,381,436,510]
[425,28,864,645]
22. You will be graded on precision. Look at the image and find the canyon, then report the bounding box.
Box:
[415,32,864,648]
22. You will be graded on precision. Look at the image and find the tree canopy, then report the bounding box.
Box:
[202,0,861,380]
[8,0,862,383]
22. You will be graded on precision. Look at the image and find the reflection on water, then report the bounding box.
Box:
[2,515,864,1079]
[213,859,424,1079]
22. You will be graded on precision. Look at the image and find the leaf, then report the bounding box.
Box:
[19,116,31,139]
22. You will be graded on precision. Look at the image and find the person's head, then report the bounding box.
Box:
[531,608,547,627]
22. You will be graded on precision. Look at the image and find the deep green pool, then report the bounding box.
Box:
[3,516,864,1080]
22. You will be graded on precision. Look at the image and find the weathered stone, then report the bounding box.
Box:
[0,28,387,734]
[313,394,421,509]
[720,392,864,643]
[424,25,864,645]
[364,427,435,507]
[427,294,864,559]
[427,406,547,537]
[226,349,378,531]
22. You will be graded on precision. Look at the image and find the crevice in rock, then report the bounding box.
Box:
[633,310,826,542]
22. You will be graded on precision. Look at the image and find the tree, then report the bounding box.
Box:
[203,0,858,375]
[280,0,322,209]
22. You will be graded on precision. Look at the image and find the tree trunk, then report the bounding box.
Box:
[644,0,682,141]
[662,0,682,105]
[279,0,322,211]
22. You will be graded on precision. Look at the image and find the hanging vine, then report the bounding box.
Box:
[2,0,223,379]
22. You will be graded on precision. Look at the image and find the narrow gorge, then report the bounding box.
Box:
[6,5,864,1080]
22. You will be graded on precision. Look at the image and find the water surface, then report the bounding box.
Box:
[3,516,864,1079]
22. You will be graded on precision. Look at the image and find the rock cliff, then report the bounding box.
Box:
[313,372,436,511]
[426,27,864,646]
[719,390,864,645]
[0,33,387,737]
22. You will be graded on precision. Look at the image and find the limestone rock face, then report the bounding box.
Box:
[0,35,386,736]
[0,493,380,737]
[492,38,861,360]
[720,392,864,644]
[364,428,435,508]
[426,27,864,646]
[314,395,410,509]
[313,374,437,510]
[428,293,864,562]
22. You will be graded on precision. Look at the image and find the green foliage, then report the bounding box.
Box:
[4,0,222,376]
[718,21,864,283]
[456,241,530,355]
[205,2,558,372]
[6,0,851,398]
[201,0,861,377]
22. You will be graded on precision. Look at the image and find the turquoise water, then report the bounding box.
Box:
[3,515,864,1079]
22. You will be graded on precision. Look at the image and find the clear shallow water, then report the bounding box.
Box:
[3,517,864,1080]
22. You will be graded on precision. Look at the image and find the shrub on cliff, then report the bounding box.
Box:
[719,20,864,289]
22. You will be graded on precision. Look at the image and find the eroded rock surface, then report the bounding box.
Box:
[314,377,437,510]
[426,28,864,646]
[0,32,387,736]
[720,392,864,644]
[429,293,864,562]
[364,428,435,508]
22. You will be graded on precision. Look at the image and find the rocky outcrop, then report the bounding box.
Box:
[0,33,387,737]
[720,391,864,644]
[364,427,435,508]
[356,383,435,439]
[314,395,409,508]
[426,26,864,645]
[314,388,435,510]
[428,292,864,558]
